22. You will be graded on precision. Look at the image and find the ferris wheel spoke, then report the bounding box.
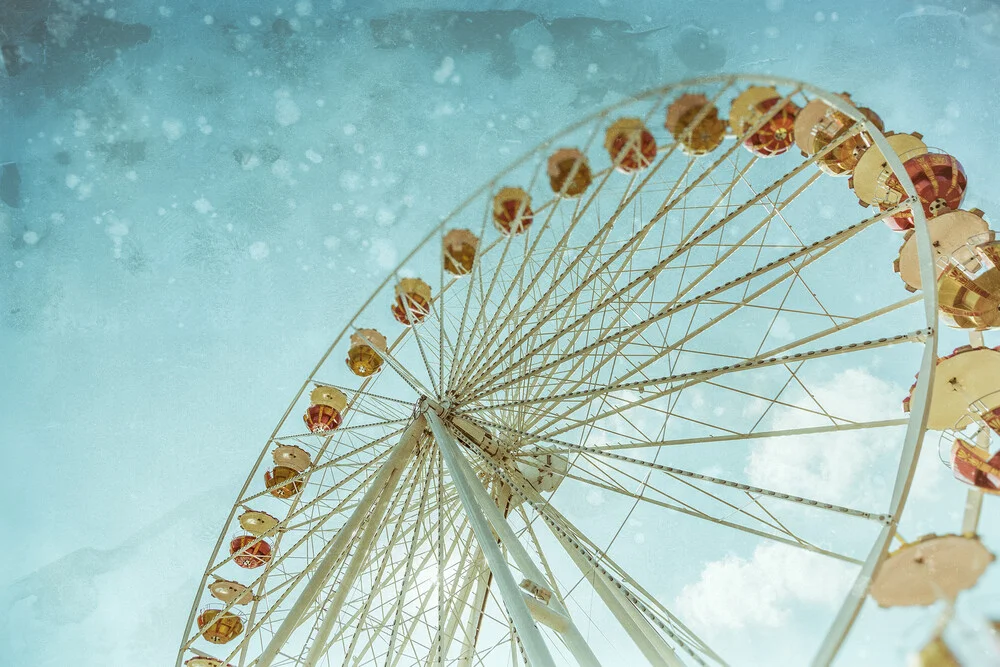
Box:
[344,497,474,666]
[539,446,821,554]
[472,83,800,387]
[202,455,396,591]
[465,122,871,402]
[343,496,472,665]
[463,330,924,426]
[454,180,613,398]
[364,332,435,398]
[468,201,909,409]
[552,462,861,563]
[458,141,690,394]
[384,506,470,667]
[531,441,890,524]
[503,194,683,417]
[453,99,630,379]
[209,462,431,661]
[565,289,922,433]
[446,197,499,392]
[459,154,719,397]
[511,219,700,436]
[299,453,429,665]
[266,472,455,665]
[308,383,418,410]
[329,455,431,666]
[466,440,725,665]
[467,124,810,397]
[449,234,522,395]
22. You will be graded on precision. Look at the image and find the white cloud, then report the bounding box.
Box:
[746,368,904,505]
[675,543,853,633]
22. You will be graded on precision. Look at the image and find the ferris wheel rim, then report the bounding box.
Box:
[177,73,941,667]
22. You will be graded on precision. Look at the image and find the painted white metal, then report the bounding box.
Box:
[464,436,698,666]
[429,408,602,667]
[809,95,938,666]
[302,444,416,665]
[181,75,944,667]
[255,415,425,667]
[424,408,559,667]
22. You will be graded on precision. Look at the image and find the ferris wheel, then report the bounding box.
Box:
[174,74,959,667]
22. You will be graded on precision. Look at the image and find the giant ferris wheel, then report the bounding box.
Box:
[175,74,994,666]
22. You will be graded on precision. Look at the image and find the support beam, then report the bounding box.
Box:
[433,411,602,667]
[303,445,416,665]
[426,409,560,667]
[255,415,425,667]
[962,329,988,535]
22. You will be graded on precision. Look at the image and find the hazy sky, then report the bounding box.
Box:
[2,1,999,665]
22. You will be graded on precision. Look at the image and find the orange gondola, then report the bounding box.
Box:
[346,329,387,376]
[303,386,347,432]
[665,93,726,155]
[391,278,432,325]
[492,187,533,235]
[547,148,592,197]
[443,229,479,275]
[264,465,303,499]
[229,534,272,569]
[197,606,245,644]
[604,118,657,173]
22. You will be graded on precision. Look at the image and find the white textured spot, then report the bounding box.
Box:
[23,231,39,245]
[531,45,555,69]
[106,218,130,259]
[275,92,301,127]
[158,6,173,18]
[65,174,81,189]
[193,197,214,214]
[323,235,339,250]
[369,239,398,269]
[433,56,455,84]
[203,15,214,25]
[766,0,784,10]
[375,207,396,226]
[305,149,323,163]
[73,116,91,137]
[343,123,356,136]
[585,490,605,506]
[415,143,428,157]
[249,241,270,260]
[233,34,252,52]
[249,15,262,27]
[271,159,293,180]
[161,118,186,142]
[295,0,313,17]
[339,171,362,191]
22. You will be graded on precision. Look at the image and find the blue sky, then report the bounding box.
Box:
[2,0,1000,665]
